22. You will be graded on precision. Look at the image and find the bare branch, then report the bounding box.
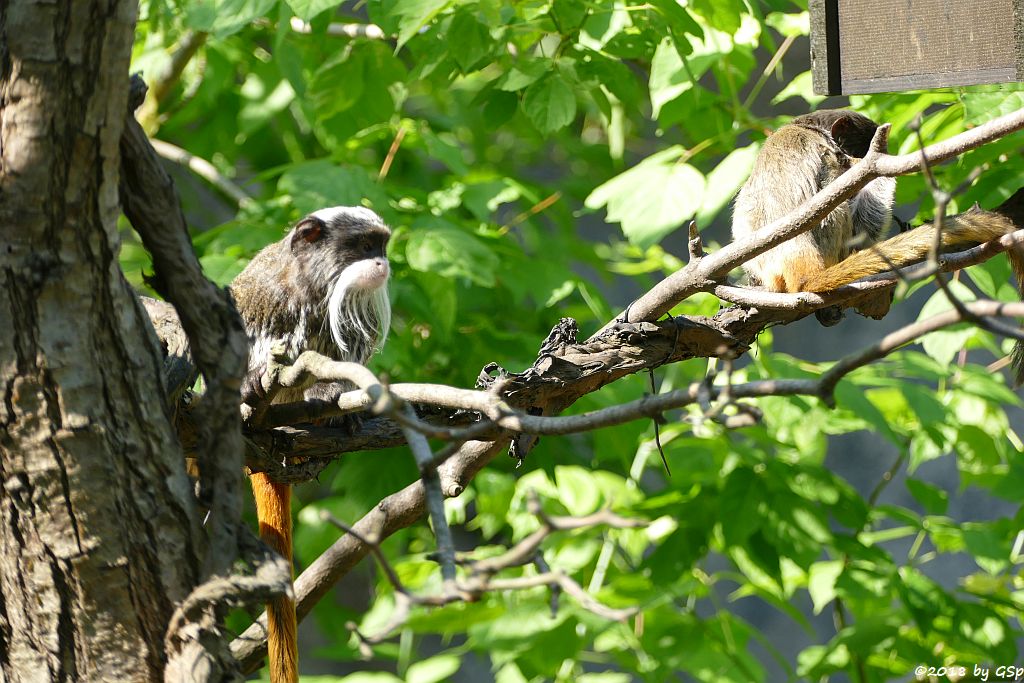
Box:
[121,76,248,576]
[231,440,508,672]
[687,220,705,261]
[323,495,645,647]
[818,300,1024,401]
[399,404,459,590]
[289,17,387,39]
[594,106,1024,337]
[136,32,207,131]
[150,138,253,207]
[164,528,290,680]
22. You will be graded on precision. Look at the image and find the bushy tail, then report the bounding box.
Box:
[799,208,1024,385]
[251,473,298,683]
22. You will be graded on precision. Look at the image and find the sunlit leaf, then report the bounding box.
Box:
[287,0,338,21]
[808,560,843,615]
[407,655,461,683]
[523,73,578,133]
[406,221,499,286]
[392,0,453,48]
[585,146,706,248]
[696,143,759,226]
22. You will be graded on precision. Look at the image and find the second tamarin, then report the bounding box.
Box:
[731,109,1024,383]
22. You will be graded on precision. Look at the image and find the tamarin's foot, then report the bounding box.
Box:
[814,305,844,327]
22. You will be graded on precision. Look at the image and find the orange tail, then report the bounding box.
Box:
[251,472,298,683]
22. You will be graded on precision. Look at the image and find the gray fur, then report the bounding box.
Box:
[231,206,391,406]
[732,110,895,292]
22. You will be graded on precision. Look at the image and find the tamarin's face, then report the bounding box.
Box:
[285,206,393,359]
[289,206,391,292]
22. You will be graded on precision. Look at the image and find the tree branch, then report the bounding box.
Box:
[150,138,253,207]
[593,106,1024,337]
[120,76,248,576]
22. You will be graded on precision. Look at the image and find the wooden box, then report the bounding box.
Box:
[810,0,1023,95]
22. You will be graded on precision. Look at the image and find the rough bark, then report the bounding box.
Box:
[0,2,203,681]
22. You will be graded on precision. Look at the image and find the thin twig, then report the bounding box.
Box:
[378,124,408,180]
[289,17,387,39]
[150,138,253,207]
[498,191,563,233]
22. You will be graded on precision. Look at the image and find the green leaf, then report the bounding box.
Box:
[482,89,518,128]
[556,465,602,515]
[277,162,389,216]
[308,50,366,120]
[119,239,155,293]
[462,180,522,221]
[410,271,458,339]
[956,603,1016,660]
[696,143,759,226]
[199,253,248,286]
[718,467,762,546]
[467,600,570,647]
[649,38,692,119]
[422,128,470,175]
[287,0,337,21]
[407,655,461,683]
[797,644,850,679]
[963,88,1024,126]
[648,37,717,122]
[523,74,577,133]
[765,11,809,37]
[308,42,408,127]
[905,479,949,515]
[577,675,633,683]
[392,0,453,48]
[469,470,515,539]
[406,221,499,286]
[494,663,529,683]
[963,522,1012,574]
[897,566,950,631]
[807,560,843,615]
[967,255,1014,300]
[496,59,550,92]
[858,525,917,546]
[689,0,742,33]
[239,75,295,134]
[917,282,978,367]
[730,531,783,596]
[900,383,946,427]
[771,70,826,106]
[648,0,702,42]
[833,381,900,445]
[186,0,277,36]
[404,600,505,634]
[448,11,492,72]
[550,0,587,32]
[585,146,706,249]
[333,674,403,683]
[580,4,631,49]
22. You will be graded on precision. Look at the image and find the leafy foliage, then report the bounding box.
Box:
[132,0,1024,680]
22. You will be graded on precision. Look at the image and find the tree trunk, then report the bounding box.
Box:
[0,2,203,680]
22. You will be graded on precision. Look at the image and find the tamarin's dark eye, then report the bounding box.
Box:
[361,239,374,254]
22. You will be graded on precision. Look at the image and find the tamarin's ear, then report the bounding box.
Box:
[829,114,875,158]
[829,115,854,145]
[290,216,325,250]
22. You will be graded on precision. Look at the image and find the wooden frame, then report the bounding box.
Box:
[810,0,1024,95]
